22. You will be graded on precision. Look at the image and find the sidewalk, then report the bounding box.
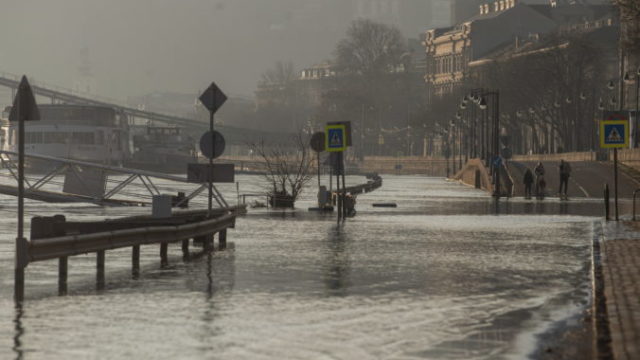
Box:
[600,221,640,360]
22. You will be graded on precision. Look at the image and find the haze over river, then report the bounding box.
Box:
[0,175,602,359]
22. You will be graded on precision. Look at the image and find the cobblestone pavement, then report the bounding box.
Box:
[602,223,640,360]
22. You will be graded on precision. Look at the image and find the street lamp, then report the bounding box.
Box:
[636,67,640,148]
[478,97,487,110]
[624,67,640,147]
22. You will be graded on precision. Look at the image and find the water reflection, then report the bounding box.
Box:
[323,225,351,296]
[12,304,24,360]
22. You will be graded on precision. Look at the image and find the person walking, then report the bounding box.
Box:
[534,162,545,199]
[523,168,534,199]
[558,160,571,200]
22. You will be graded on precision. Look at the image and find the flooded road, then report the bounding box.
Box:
[0,175,601,359]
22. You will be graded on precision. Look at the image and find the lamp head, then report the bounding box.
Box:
[479,97,487,110]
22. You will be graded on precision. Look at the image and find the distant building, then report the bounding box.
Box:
[449,0,551,24]
[423,0,557,101]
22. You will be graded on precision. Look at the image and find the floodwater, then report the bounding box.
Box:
[0,175,603,359]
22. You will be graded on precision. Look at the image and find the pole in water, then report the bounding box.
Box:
[340,152,347,219]
[15,89,25,302]
[604,183,610,221]
[208,106,214,218]
[614,148,619,221]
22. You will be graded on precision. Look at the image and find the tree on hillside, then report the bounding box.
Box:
[255,61,304,132]
[260,61,296,86]
[613,0,640,56]
[335,19,406,76]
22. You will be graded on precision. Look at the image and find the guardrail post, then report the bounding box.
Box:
[181,239,189,259]
[58,256,67,295]
[132,245,140,278]
[219,229,227,250]
[604,184,610,221]
[204,234,214,251]
[160,243,168,267]
[96,250,105,290]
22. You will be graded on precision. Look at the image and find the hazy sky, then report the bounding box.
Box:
[0,0,356,100]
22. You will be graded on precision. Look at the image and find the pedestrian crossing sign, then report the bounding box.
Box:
[600,117,629,149]
[325,124,347,152]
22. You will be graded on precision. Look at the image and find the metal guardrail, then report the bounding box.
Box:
[345,177,382,195]
[29,213,236,262]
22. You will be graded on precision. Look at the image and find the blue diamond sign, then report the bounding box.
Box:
[325,124,346,152]
[600,111,629,149]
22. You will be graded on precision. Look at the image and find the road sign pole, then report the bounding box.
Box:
[198,82,227,217]
[15,98,25,302]
[208,87,217,218]
[317,152,321,190]
[614,147,619,221]
[208,107,214,217]
[336,165,342,222]
[340,152,347,219]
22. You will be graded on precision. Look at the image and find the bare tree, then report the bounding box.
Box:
[249,131,314,208]
[470,33,606,154]
[335,19,406,76]
[613,0,640,55]
[260,61,296,86]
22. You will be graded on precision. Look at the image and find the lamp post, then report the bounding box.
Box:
[624,67,640,147]
[450,119,457,174]
[479,90,501,197]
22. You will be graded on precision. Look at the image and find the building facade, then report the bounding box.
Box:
[423,0,557,101]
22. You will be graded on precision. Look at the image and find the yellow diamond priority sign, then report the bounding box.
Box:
[325,124,347,152]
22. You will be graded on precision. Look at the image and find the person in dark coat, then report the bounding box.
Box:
[523,168,534,199]
[534,162,546,199]
[558,160,571,199]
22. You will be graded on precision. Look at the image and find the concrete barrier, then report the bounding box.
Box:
[512,152,597,162]
[452,159,493,193]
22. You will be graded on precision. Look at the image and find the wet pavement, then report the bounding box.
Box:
[0,175,607,359]
[508,161,639,199]
[601,221,640,360]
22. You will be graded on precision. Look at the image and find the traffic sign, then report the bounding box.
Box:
[600,111,629,148]
[325,124,346,152]
[199,130,225,159]
[310,132,325,152]
[199,82,227,114]
[9,76,40,122]
[187,163,234,183]
[327,121,352,147]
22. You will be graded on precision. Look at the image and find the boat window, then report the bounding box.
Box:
[44,132,68,144]
[39,106,117,126]
[25,132,43,144]
[72,132,95,145]
[96,130,104,145]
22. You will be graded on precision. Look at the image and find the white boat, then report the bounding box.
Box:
[0,104,130,170]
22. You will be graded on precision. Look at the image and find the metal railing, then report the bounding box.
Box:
[29,213,236,262]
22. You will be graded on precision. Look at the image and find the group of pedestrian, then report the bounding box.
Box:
[522,160,571,200]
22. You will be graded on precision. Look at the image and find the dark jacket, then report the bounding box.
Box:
[523,169,534,185]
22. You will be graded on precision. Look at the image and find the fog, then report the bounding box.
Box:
[0,1,447,101]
